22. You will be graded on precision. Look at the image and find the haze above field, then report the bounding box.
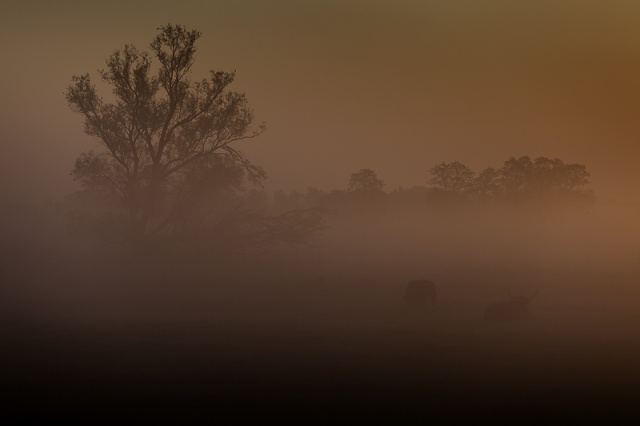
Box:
[1,0,640,204]
[3,5,640,419]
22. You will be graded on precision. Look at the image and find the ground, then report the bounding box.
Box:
[3,290,640,423]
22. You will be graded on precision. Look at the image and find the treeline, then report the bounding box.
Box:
[61,25,594,253]
[62,154,594,252]
[267,156,595,214]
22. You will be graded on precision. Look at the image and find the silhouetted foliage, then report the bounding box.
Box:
[425,156,593,203]
[66,24,323,252]
[498,156,593,200]
[428,161,475,194]
[499,156,534,195]
[266,155,593,218]
[474,167,501,198]
[348,169,385,195]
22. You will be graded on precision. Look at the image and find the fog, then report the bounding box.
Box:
[3,1,640,203]
[2,195,640,421]
[4,197,639,328]
[3,0,640,422]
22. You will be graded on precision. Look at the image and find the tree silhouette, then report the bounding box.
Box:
[474,167,501,197]
[531,157,590,192]
[347,169,385,194]
[66,24,322,250]
[499,156,591,197]
[428,161,475,194]
[499,156,534,195]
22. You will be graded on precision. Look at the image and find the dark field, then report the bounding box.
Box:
[3,274,640,423]
[3,313,640,423]
[3,326,640,421]
[2,204,640,423]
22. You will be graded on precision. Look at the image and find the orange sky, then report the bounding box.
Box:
[1,0,639,203]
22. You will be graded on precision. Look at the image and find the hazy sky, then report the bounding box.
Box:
[2,0,640,203]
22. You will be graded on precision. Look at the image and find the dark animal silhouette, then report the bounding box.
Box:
[404,279,437,309]
[484,292,537,322]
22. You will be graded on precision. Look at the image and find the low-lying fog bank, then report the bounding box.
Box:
[2,199,639,332]
[2,199,640,421]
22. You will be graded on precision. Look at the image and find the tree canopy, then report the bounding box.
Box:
[498,156,591,198]
[428,161,475,194]
[347,168,385,195]
[424,156,592,201]
[66,24,321,252]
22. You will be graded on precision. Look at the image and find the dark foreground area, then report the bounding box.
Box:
[2,317,640,424]
[3,203,640,423]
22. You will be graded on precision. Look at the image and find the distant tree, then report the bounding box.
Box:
[66,24,322,251]
[347,169,385,194]
[473,167,501,198]
[428,161,475,194]
[498,156,592,198]
[499,156,535,195]
[531,157,590,192]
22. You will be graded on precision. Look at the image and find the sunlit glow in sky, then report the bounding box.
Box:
[1,0,639,203]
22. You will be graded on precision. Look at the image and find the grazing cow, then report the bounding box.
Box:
[484,292,537,322]
[404,279,437,309]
